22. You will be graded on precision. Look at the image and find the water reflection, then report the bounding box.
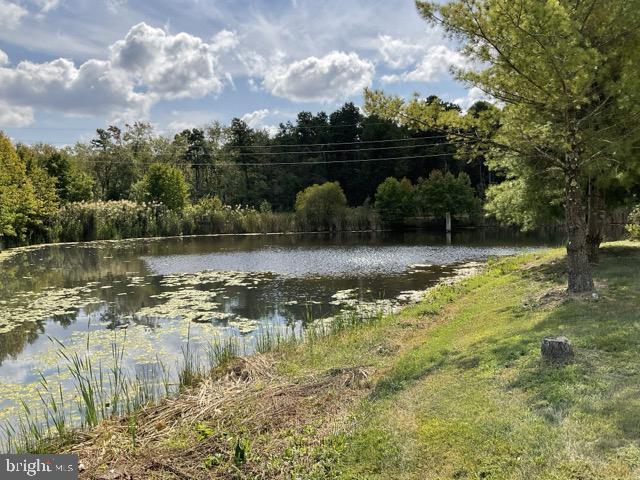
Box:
[0,230,560,423]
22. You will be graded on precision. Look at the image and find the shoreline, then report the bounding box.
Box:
[42,242,640,478]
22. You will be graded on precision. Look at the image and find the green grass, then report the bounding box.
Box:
[327,242,640,479]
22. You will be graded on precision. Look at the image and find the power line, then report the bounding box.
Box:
[77,152,459,167]
[224,134,451,149]
[76,139,467,162]
[8,133,454,149]
[200,140,466,157]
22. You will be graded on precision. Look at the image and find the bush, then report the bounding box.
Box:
[415,170,478,219]
[136,163,189,211]
[627,205,640,240]
[374,177,414,227]
[295,182,347,231]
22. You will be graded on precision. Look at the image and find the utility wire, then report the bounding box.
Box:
[220,134,452,149]
[9,134,455,149]
[191,140,467,157]
[78,152,460,167]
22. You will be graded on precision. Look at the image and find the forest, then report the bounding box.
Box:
[1,99,490,246]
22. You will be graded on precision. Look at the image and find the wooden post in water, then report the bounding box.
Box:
[445,212,452,245]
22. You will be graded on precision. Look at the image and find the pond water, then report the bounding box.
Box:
[0,230,561,427]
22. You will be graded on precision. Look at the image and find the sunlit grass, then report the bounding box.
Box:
[332,243,640,479]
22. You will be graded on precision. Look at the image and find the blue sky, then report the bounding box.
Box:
[0,0,488,145]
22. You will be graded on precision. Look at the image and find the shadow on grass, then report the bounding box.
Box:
[463,245,640,445]
[371,349,452,399]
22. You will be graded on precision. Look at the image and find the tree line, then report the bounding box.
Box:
[1,101,487,246]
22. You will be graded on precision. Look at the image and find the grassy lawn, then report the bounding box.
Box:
[66,242,640,479]
[330,242,640,479]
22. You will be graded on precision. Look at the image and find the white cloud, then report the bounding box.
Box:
[0,23,238,122]
[110,23,238,99]
[261,51,374,102]
[165,120,201,134]
[453,87,496,111]
[210,29,238,53]
[239,109,278,136]
[263,125,279,137]
[378,35,425,69]
[0,0,28,29]
[0,57,150,120]
[241,109,270,128]
[381,45,468,84]
[0,102,34,127]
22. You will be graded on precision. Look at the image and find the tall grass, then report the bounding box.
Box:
[0,307,387,453]
[31,198,381,246]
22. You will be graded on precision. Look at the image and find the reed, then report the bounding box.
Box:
[206,336,242,370]
[0,303,388,453]
[23,198,382,247]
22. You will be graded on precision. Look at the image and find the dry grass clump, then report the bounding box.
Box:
[66,354,373,479]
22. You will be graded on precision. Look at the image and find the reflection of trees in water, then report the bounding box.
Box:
[0,321,45,366]
[0,310,80,366]
[0,244,149,299]
[51,313,77,328]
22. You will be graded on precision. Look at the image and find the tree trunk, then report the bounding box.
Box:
[541,336,573,363]
[586,180,605,264]
[564,154,594,293]
[445,211,452,233]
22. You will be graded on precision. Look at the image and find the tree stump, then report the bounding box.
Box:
[541,336,573,363]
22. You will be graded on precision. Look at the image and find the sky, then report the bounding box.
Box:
[0,0,489,146]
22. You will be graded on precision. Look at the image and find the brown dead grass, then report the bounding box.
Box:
[67,355,374,479]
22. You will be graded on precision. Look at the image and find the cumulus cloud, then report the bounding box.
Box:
[260,51,374,102]
[0,57,150,122]
[110,23,238,99]
[381,44,468,84]
[240,108,270,128]
[0,0,28,29]
[0,102,34,127]
[378,35,425,69]
[453,86,496,111]
[0,23,238,125]
[239,109,278,136]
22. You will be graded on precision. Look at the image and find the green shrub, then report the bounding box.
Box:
[374,177,414,227]
[627,205,640,240]
[295,182,348,231]
[136,163,189,211]
[415,170,479,219]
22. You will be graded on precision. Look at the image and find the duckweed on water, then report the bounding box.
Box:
[0,286,100,334]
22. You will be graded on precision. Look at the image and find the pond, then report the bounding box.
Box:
[0,230,560,429]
